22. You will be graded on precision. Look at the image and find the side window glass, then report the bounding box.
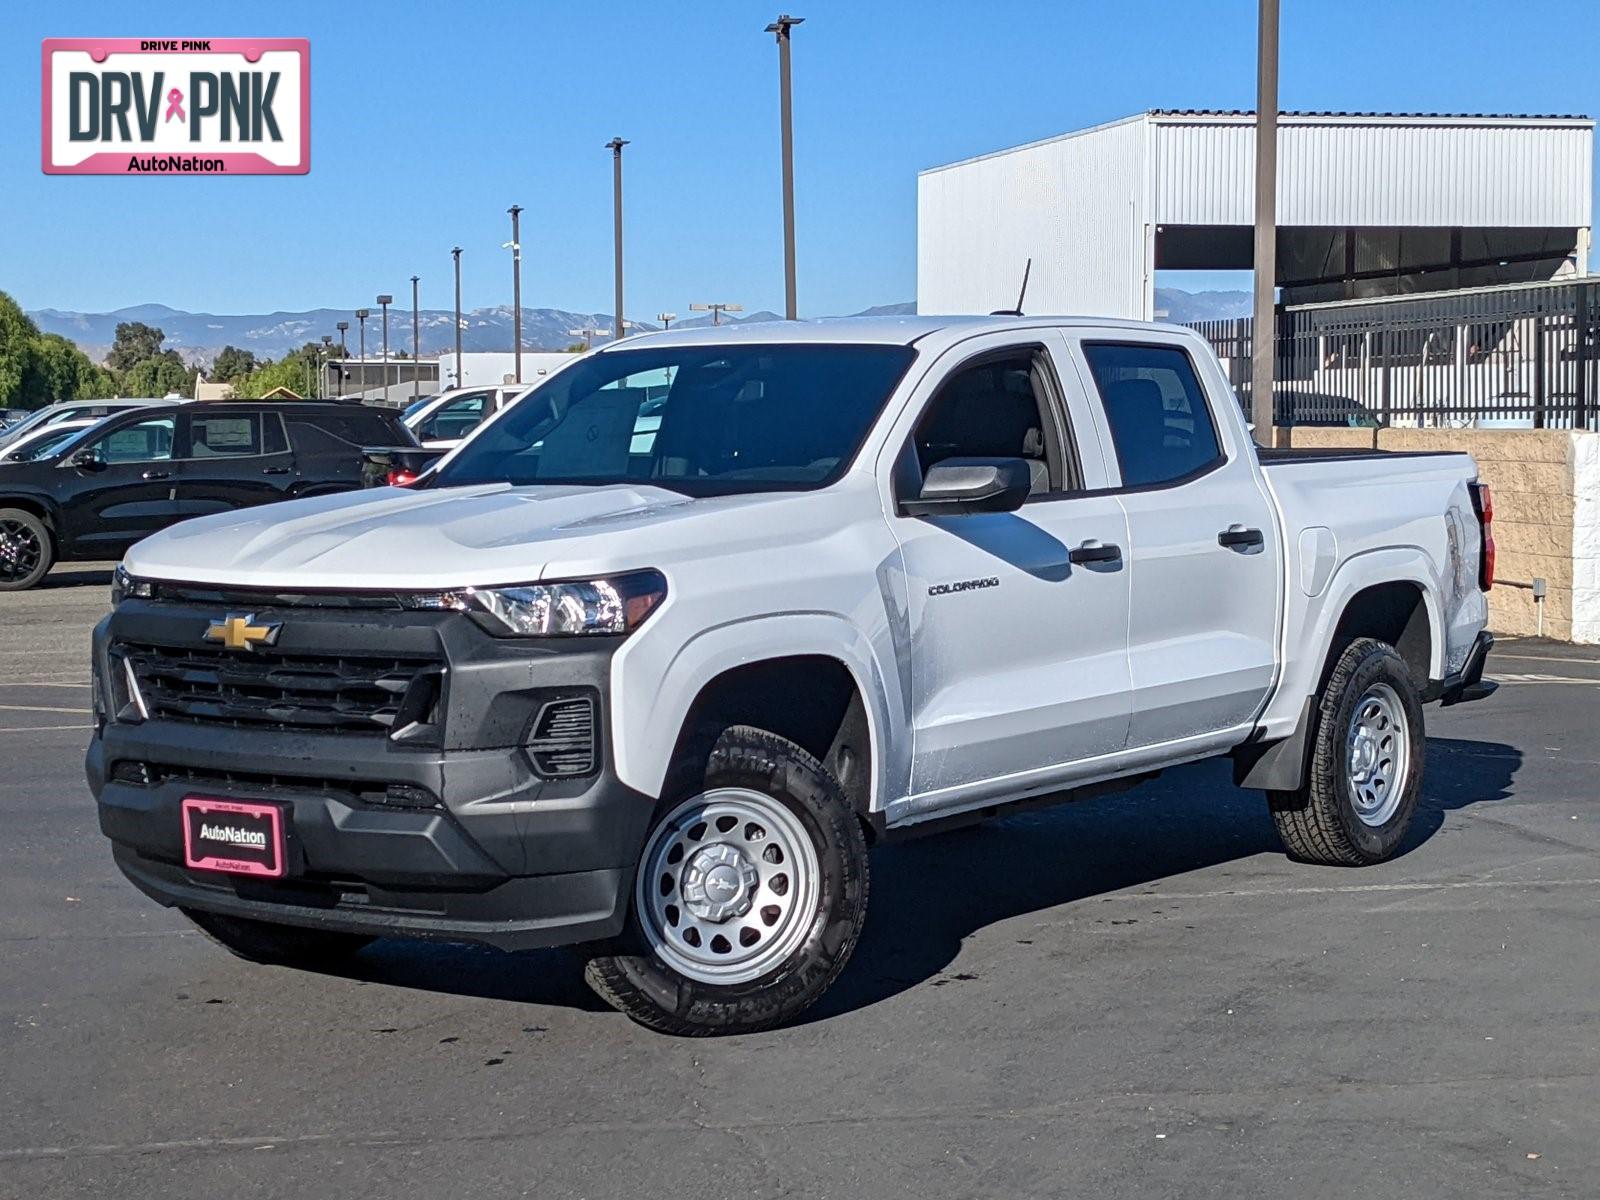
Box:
[1081,343,1222,488]
[911,354,1056,496]
[418,393,487,442]
[93,417,175,464]
[191,414,262,458]
[263,413,289,455]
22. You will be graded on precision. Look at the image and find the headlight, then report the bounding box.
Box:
[112,564,153,606]
[467,569,667,637]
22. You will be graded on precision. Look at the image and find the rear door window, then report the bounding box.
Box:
[1080,343,1223,488]
[190,414,261,458]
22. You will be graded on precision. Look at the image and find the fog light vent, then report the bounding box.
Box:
[528,697,596,779]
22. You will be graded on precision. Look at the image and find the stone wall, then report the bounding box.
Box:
[1283,427,1598,642]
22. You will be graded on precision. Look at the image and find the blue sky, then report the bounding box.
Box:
[4,0,1597,321]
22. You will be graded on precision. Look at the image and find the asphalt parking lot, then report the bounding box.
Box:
[2,571,1597,1199]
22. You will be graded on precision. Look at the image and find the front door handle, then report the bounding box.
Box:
[1069,540,1122,565]
[141,469,172,481]
[262,466,291,475]
[1218,525,1265,550]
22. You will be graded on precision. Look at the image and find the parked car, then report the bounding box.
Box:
[89,316,1494,1034]
[0,397,181,450]
[403,383,541,449]
[0,418,102,464]
[0,408,28,431]
[0,400,409,590]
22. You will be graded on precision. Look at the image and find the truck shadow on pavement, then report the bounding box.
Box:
[331,735,1519,1023]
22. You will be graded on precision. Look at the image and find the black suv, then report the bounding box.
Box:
[0,402,412,590]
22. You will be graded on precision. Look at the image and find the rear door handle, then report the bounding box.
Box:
[262,466,291,475]
[141,470,172,481]
[1069,540,1122,565]
[1218,526,1265,550]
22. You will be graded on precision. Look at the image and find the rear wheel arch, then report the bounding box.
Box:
[0,495,57,532]
[1321,580,1435,692]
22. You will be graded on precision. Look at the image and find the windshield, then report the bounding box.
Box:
[7,426,89,462]
[434,344,916,496]
[402,395,438,421]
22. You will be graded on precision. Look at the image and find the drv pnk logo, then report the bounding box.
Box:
[42,39,309,175]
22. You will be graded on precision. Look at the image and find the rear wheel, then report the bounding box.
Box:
[182,909,374,967]
[1269,638,1425,866]
[0,508,53,591]
[584,725,869,1036]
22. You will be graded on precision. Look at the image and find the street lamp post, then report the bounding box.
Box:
[410,275,421,403]
[1251,0,1280,444]
[568,327,605,352]
[335,321,349,397]
[657,312,677,330]
[377,294,393,402]
[689,302,743,327]
[606,138,629,343]
[506,205,524,383]
[320,334,333,398]
[451,246,463,387]
[355,309,370,398]
[766,14,804,320]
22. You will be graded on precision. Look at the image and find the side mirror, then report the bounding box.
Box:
[69,447,106,471]
[901,456,1031,517]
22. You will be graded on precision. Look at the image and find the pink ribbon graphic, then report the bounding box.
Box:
[164,88,185,123]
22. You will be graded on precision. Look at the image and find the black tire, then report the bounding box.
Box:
[0,508,54,592]
[181,908,374,967]
[584,725,870,1036]
[1269,637,1425,866]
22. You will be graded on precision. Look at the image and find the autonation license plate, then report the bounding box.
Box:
[181,796,286,878]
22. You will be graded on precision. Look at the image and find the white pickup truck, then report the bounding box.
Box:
[89,316,1496,1035]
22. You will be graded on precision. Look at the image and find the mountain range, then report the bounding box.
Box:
[26,292,1246,366]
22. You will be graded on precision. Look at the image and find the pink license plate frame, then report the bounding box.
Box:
[181,796,287,878]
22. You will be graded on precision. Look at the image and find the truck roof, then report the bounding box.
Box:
[607,313,1193,350]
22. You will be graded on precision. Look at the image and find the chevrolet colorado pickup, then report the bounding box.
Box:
[89,316,1496,1035]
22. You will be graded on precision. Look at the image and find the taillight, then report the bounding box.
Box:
[387,468,419,487]
[1469,482,1494,591]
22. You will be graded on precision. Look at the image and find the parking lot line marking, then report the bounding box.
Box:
[0,703,91,715]
[0,681,93,688]
[1493,652,1600,668]
[0,724,92,732]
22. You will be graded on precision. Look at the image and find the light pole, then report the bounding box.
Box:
[320,334,333,398]
[766,14,803,320]
[335,321,349,397]
[451,246,463,387]
[568,327,605,352]
[657,312,677,330]
[1250,0,1279,444]
[689,302,743,327]
[410,275,421,403]
[377,294,393,402]
[606,137,629,343]
[506,205,524,383]
[355,309,370,398]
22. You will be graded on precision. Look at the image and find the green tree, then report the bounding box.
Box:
[122,353,192,398]
[0,290,42,407]
[106,321,166,373]
[210,345,259,382]
[237,352,314,399]
[25,333,115,404]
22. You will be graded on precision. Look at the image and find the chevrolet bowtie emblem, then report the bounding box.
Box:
[204,613,282,652]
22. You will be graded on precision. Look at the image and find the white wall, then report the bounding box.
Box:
[918,116,1151,320]
[437,351,580,390]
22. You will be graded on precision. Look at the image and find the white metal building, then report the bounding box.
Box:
[918,110,1595,319]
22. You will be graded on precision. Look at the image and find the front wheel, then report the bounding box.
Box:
[0,508,54,592]
[584,725,869,1035]
[1269,637,1425,866]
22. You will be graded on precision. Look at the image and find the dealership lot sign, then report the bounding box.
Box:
[42,38,308,175]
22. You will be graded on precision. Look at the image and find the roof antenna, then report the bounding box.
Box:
[990,258,1031,317]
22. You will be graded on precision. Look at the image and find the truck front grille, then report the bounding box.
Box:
[118,641,442,733]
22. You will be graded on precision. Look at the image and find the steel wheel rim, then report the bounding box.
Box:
[636,787,821,986]
[0,518,42,583]
[1346,682,1409,827]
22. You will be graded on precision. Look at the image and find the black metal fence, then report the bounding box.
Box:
[1189,279,1600,429]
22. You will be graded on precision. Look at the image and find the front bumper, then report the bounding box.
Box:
[87,600,656,951]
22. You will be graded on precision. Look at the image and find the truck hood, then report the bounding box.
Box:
[123,482,802,590]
